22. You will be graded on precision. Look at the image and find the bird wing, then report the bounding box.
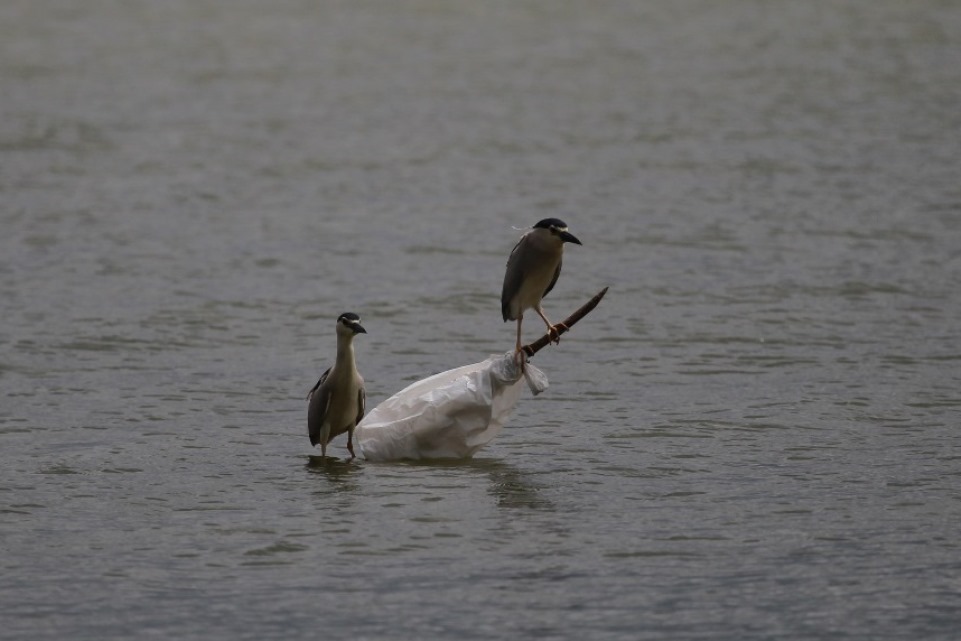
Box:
[501,237,527,321]
[307,368,332,446]
[543,256,563,299]
[307,367,330,401]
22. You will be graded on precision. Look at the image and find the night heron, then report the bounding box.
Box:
[501,218,582,362]
[307,312,367,460]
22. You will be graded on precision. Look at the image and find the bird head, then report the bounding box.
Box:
[336,312,367,336]
[533,218,582,245]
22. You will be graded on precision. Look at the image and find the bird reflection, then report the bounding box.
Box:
[303,454,553,512]
[305,455,359,491]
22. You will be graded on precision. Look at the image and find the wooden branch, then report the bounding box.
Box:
[521,287,609,358]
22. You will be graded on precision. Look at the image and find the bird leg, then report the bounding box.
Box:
[346,430,356,461]
[535,306,566,344]
[514,317,526,372]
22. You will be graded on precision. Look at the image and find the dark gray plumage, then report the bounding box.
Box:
[307,313,367,460]
[501,218,582,358]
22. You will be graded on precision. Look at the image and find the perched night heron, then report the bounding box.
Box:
[501,218,582,362]
[307,312,367,460]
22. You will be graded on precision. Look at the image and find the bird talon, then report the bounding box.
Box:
[548,323,568,344]
[514,348,527,373]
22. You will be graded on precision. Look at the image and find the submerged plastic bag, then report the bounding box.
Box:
[356,352,548,461]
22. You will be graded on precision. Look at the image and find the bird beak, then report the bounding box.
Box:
[352,323,367,335]
[560,230,582,245]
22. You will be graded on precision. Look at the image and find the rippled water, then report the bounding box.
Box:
[3,1,961,639]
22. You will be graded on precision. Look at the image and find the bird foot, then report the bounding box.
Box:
[548,323,569,344]
[514,347,527,373]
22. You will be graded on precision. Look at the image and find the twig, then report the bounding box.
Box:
[521,287,610,358]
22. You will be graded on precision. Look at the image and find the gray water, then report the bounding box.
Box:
[3,1,961,639]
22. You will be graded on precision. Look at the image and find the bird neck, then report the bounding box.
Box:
[334,335,356,369]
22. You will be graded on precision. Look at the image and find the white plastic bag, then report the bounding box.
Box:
[356,352,548,461]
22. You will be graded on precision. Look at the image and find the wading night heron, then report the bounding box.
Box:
[501,218,582,363]
[307,312,367,460]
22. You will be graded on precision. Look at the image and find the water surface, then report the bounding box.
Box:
[2,1,961,639]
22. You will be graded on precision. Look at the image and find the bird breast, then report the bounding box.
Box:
[514,264,556,310]
[326,364,362,412]
[516,239,562,306]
